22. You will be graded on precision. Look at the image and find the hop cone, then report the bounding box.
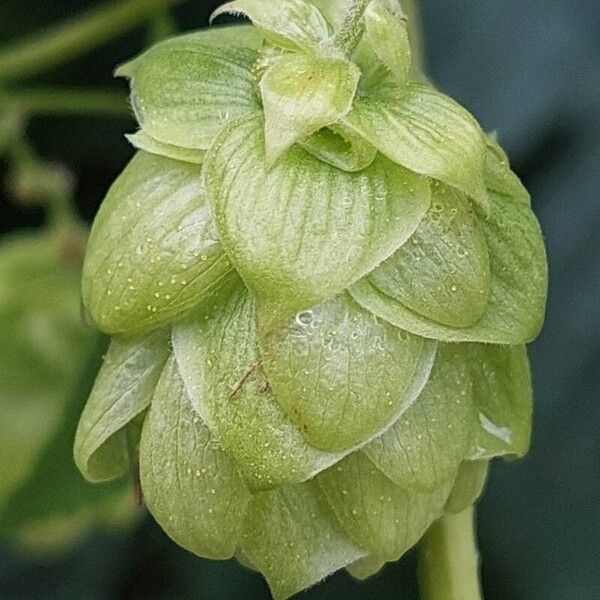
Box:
[75,1,548,597]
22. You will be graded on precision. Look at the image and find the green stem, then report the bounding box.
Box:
[148,9,179,43]
[6,88,130,118]
[6,136,77,231]
[417,507,483,600]
[334,0,371,56]
[0,0,187,83]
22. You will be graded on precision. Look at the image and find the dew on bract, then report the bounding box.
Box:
[295,310,314,326]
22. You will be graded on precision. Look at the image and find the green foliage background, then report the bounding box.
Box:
[0,0,598,598]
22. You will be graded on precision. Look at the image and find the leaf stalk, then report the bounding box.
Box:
[0,0,187,83]
[417,507,484,600]
[5,88,131,118]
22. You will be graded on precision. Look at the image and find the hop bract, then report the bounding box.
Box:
[75,1,548,597]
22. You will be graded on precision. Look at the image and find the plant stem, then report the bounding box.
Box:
[417,507,483,600]
[0,0,187,83]
[6,135,77,231]
[6,88,131,118]
[334,0,371,56]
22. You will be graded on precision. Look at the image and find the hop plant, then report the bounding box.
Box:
[74,0,548,597]
[0,231,133,551]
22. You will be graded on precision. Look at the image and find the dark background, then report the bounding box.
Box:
[1,1,599,598]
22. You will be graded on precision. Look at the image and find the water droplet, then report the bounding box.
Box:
[295,311,313,326]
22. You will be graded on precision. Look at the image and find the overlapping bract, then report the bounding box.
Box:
[76,1,547,598]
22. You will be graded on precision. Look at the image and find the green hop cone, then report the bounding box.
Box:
[75,1,548,597]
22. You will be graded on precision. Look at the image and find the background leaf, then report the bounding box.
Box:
[0,234,94,510]
[0,334,133,541]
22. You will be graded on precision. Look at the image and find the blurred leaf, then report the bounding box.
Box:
[0,323,131,538]
[0,234,93,510]
[0,232,135,548]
